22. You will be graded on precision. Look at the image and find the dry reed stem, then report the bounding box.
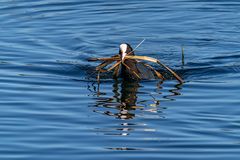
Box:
[88,56,120,62]
[89,54,183,83]
[96,61,114,70]
[143,63,164,80]
[122,62,141,79]
[96,61,120,73]
[106,61,121,72]
[125,55,184,83]
[113,63,121,77]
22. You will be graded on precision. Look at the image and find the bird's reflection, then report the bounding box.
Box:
[88,79,183,143]
[89,79,183,120]
[93,79,140,119]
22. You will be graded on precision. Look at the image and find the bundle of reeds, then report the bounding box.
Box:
[88,43,184,84]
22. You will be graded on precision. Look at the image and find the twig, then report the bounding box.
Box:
[181,45,185,66]
[125,55,184,83]
[122,62,141,79]
[143,63,164,80]
[127,39,146,55]
[88,56,120,61]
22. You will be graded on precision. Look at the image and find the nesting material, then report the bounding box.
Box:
[88,43,184,83]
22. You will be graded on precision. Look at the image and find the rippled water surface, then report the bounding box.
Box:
[1,0,240,159]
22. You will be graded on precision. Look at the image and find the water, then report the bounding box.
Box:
[1,0,240,159]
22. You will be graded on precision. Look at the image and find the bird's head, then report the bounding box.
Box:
[119,43,134,60]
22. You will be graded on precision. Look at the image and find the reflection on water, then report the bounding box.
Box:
[89,79,183,120]
[1,0,240,158]
[88,79,183,149]
[95,79,141,120]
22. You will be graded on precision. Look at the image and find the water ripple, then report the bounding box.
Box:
[1,0,240,159]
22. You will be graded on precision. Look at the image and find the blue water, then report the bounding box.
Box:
[1,0,240,159]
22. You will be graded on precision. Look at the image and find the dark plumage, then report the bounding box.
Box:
[118,43,155,80]
[89,42,183,83]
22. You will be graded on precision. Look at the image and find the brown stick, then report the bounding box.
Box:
[96,60,114,70]
[143,63,164,80]
[107,61,121,72]
[113,63,121,78]
[156,61,183,83]
[97,61,121,73]
[125,55,184,83]
[97,71,100,84]
[122,62,141,79]
[88,55,120,61]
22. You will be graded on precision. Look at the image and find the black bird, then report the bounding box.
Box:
[118,43,155,80]
[89,43,183,83]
